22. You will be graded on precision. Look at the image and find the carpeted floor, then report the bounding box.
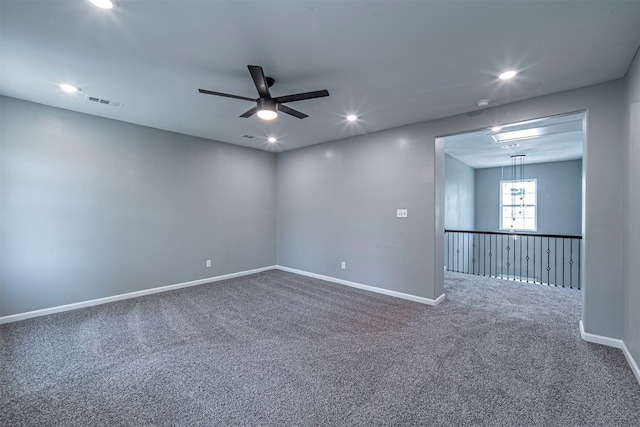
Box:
[1,270,639,426]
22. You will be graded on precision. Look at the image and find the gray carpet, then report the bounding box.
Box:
[1,270,639,426]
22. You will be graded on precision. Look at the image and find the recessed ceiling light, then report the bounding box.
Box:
[499,70,517,80]
[267,137,277,143]
[491,126,503,132]
[59,83,81,93]
[346,115,358,121]
[476,99,489,108]
[89,0,117,9]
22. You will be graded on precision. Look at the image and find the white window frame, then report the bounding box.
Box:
[499,178,537,232]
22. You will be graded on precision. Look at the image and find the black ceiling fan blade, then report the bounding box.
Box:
[248,65,271,99]
[199,89,255,102]
[239,106,259,118]
[273,89,329,104]
[278,104,308,119]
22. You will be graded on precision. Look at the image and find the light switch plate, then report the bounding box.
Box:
[397,209,408,218]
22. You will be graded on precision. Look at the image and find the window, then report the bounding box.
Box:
[500,179,537,231]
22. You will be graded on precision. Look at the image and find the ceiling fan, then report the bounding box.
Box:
[199,65,329,120]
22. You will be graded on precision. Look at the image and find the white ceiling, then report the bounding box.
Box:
[1,1,639,152]
[444,111,585,169]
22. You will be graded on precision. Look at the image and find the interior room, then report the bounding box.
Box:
[2,1,640,425]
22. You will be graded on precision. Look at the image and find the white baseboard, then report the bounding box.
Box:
[580,320,640,385]
[0,266,277,324]
[1,265,444,324]
[621,341,640,386]
[579,320,624,348]
[275,265,445,306]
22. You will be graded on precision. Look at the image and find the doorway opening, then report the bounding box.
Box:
[442,111,585,290]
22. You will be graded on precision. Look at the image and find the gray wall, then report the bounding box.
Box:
[624,49,640,372]
[0,96,277,317]
[278,79,625,339]
[277,130,435,298]
[474,160,582,235]
[444,154,475,230]
[1,79,630,344]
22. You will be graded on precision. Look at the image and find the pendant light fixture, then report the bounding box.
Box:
[509,155,526,237]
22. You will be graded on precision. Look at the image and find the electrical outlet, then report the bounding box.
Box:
[397,209,408,218]
[341,261,346,269]
[206,260,212,268]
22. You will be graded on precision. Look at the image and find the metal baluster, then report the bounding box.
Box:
[462,233,469,273]
[553,237,558,287]
[533,236,536,284]
[506,237,511,280]
[569,239,574,289]
[487,233,490,277]
[526,236,530,283]
[519,234,522,282]
[459,232,462,273]
[450,232,452,272]
[495,234,498,277]
[480,233,483,276]
[466,233,469,274]
[541,236,544,285]
[461,232,464,274]
[562,238,565,288]
[542,236,544,285]
[450,231,453,272]
[486,233,489,276]
[447,232,450,272]
[546,237,551,285]
[472,233,476,275]
[454,231,458,272]
[458,232,461,273]
[500,235,503,279]
[489,234,492,277]
[482,234,487,276]
[578,240,581,290]
[454,232,458,272]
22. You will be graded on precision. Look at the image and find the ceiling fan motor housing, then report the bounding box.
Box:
[257,98,277,112]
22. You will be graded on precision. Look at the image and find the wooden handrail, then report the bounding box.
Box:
[445,229,582,240]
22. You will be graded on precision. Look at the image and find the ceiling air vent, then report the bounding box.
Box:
[85,95,123,108]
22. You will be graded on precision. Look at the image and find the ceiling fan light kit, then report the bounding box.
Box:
[199,65,329,121]
[256,98,278,120]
